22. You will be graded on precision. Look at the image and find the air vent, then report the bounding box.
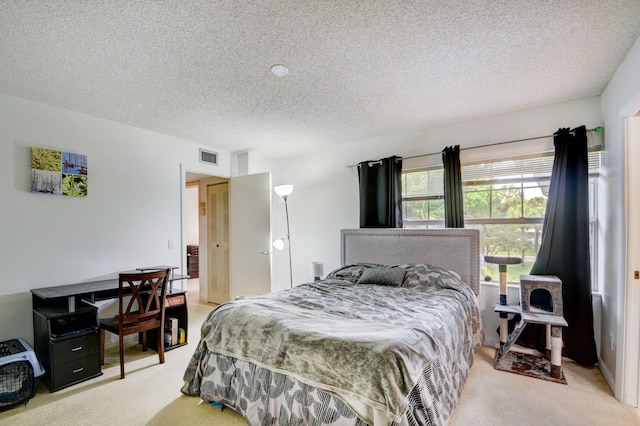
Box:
[199,149,218,166]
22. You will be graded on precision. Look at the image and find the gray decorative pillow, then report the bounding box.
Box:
[357,267,406,286]
[325,263,382,283]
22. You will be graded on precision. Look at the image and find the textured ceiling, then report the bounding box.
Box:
[1,1,639,159]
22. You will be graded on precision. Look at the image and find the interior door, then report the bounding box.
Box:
[206,182,230,304]
[229,172,272,298]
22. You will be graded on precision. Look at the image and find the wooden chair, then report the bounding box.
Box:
[99,268,171,379]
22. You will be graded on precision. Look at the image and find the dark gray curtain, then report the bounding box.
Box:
[358,156,403,228]
[518,125,598,366]
[442,145,464,228]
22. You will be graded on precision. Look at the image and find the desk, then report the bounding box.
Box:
[31,266,188,307]
[30,267,189,392]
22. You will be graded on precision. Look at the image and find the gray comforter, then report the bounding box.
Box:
[182,263,483,426]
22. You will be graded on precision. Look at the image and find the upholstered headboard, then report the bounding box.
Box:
[340,228,480,295]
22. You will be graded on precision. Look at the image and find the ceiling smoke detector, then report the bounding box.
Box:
[271,64,288,77]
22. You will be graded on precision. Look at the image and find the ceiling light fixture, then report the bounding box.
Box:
[271,64,288,77]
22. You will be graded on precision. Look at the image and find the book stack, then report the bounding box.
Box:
[165,317,178,347]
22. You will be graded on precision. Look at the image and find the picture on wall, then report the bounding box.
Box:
[31,147,88,197]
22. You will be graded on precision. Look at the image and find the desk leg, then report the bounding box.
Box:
[550,325,563,379]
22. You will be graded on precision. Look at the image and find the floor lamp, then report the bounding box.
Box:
[274,184,293,288]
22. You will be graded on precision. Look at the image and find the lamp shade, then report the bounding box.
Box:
[274,184,293,198]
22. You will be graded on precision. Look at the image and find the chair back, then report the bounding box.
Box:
[118,269,171,331]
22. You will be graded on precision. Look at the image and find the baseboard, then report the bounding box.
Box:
[598,356,615,393]
[488,329,615,393]
[104,333,139,350]
[484,334,499,349]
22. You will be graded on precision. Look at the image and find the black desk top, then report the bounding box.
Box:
[31,268,188,301]
[136,265,179,272]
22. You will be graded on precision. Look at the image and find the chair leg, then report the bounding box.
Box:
[99,329,105,366]
[119,334,125,379]
[158,328,165,364]
[141,330,148,352]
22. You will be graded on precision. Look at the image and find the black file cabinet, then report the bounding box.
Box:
[32,305,102,392]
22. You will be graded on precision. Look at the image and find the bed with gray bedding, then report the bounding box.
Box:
[182,229,483,425]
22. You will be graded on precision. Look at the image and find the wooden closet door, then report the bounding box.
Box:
[207,182,230,304]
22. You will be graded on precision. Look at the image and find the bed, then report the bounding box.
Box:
[182,228,484,425]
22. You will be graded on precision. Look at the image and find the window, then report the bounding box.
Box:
[402,150,602,288]
[402,168,444,226]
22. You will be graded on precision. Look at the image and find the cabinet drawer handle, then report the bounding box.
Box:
[71,346,83,352]
[72,367,84,373]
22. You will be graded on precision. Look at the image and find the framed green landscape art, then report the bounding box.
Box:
[31,147,88,197]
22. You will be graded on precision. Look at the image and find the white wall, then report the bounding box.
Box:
[0,93,229,344]
[2,89,612,382]
[270,96,603,345]
[601,34,640,403]
[1,72,630,398]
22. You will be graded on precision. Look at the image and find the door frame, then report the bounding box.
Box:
[623,113,640,406]
[179,163,228,301]
[619,87,640,406]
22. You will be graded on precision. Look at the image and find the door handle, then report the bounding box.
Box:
[260,251,270,255]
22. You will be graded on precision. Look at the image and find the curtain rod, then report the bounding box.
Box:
[348,126,603,168]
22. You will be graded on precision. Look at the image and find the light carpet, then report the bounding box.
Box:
[1,279,638,425]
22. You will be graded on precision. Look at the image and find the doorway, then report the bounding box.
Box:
[184,182,201,304]
[182,168,273,304]
[184,172,229,303]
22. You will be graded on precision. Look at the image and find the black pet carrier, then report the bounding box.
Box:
[0,338,44,412]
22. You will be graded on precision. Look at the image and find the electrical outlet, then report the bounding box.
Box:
[168,239,174,249]
[609,333,614,351]
[635,271,639,279]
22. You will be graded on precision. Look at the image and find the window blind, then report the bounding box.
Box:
[403,151,602,198]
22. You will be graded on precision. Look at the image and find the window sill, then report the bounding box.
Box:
[481,280,602,296]
[480,281,521,288]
